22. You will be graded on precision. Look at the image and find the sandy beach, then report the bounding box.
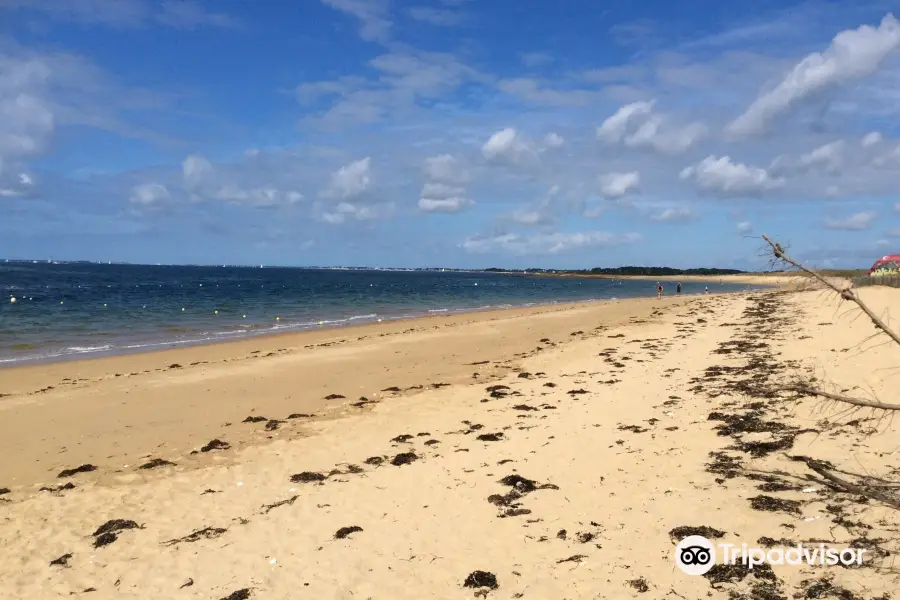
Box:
[1,284,898,599]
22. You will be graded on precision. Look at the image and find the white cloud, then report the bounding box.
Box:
[861,131,883,147]
[599,171,640,198]
[727,14,900,137]
[623,115,707,155]
[597,100,705,155]
[179,154,303,209]
[824,211,877,230]
[182,154,214,191]
[481,128,537,164]
[737,221,752,233]
[418,154,473,214]
[543,132,564,148]
[680,155,785,197]
[596,100,656,143]
[651,206,697,222]
[321,157,372,200]
[460,231,642,256]
[797,140,845,172]
[319,200,394,224]
[129,183,170,210]
[510,209,554,226]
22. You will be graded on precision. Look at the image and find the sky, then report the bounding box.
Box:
[1,0,900,270]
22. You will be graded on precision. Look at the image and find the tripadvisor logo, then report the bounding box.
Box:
[674,536,866,575]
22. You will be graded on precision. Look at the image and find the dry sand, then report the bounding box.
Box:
[1,286,898,599]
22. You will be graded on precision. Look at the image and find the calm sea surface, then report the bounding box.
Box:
[0,262,759,365]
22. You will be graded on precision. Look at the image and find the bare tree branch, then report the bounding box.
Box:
[761,234,900,348]
[782,384,900,412]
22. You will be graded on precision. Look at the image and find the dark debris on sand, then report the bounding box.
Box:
[477,433,503,442]
[262,495,299,514]
[200,439,230,452]
[139,458,176,470]
[242,415,267,423]
[391,452,418,466]
[93,520,141,537]
[58,464,96,478]
[39,482,75,493]
[290,471,326,483]
[669,525,726,542]
[463,571,498,589]
[334,526,363,539]
[163,526,228,546]
[487,475,558,518]
[220,589,252,600]
[749,495,802,515]
[49,553,72,567]
[628,577,650,593]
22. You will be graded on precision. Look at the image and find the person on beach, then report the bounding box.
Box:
[676,282,681,295]
[705,286,709,294]
[656,282,663,299]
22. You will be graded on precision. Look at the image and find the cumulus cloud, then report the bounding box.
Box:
[596,100,656,143]
[321,157,372,200]
[481,128,538,164]
[460,231,642,256]
[736,221,752,233]
[129,183,171,211]
[418,154,473,214]
[597,100,705,155]
[797,140,845,172]
[650,206,697,222]
[599,171,640,198]
[824,211,877,230]
[861,131,883,147]
[680,155,785,197]
[179,154,303,209]
[727,14,900,137]
[543,132,564,148]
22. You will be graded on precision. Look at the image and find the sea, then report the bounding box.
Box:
[0,262,760,366]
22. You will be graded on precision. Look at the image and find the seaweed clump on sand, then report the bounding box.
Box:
[334,526,363,539]
[487,475,558,518]
[58,464,97,478]
[463,571,498,590]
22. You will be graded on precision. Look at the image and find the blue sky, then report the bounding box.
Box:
[1,0,900,270]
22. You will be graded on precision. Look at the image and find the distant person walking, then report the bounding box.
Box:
[705,286,709,294]
[657,282,663,299]
[676,282,682,295]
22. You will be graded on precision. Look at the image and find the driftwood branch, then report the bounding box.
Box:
[762,234,900,412]
[795,457,900,510]
[761,234,900,348]
[781,384,900,412]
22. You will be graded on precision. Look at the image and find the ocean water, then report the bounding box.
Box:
[0,262,758,365]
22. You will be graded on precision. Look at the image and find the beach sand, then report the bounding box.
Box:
[1,285,898,599]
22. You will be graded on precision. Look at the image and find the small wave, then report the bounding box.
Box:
[66,345,112,353]
[428,308,449,313]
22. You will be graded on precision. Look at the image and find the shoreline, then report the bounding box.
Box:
[0,284,775,369]
[0,290,748,489]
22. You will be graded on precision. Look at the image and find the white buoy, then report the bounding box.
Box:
[10,297,16,303]
[181,307,185,312]
[215,310,219,315]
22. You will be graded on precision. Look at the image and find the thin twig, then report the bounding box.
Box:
[783,384,900,412]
